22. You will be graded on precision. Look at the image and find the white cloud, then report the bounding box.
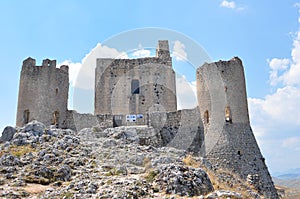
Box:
[172,40,188,61]
[263,87,300,124]
[220,1,245,11]
[267,58,289,86]
[132,49,151,58]
[282,137,300,151]
[220,0,236,9]
[294,3,300,8]
[176,75,197,110]
[283,31,300,86]
[249,86,300,126]
[59,60,81,87]
[130,44,151,58]
[267,31,300,87]
[248,98,268,137]
[249,8,300,126]
[248,8,300,173]
[268,58,289,71]
[59,43,128,90]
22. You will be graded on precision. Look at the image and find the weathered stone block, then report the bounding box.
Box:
[0,126,16,142]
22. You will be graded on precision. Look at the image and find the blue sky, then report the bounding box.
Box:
[1,0,300,174]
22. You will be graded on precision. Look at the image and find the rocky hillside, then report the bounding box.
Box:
[0,121,275,198]
[274,177,300,199]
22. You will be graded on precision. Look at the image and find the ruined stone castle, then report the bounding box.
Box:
[16,40,279,198]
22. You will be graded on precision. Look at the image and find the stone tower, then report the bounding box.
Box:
[196,57,278,198]
[16,58,69,128]
[95,40,177,116]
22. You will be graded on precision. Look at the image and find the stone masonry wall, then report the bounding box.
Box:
[16,58,69,128]
[66,106,204,153]
[95,40,177,116]
[207,123,278,198]
[66,111,114,132]
[149,107,204,153]
[196,57,278,198]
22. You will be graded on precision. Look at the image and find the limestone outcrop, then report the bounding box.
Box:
[0,126,16,142]
[0,121,277,198]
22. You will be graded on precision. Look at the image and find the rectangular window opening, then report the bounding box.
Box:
[131,79,140,94]
[23,109,30,124]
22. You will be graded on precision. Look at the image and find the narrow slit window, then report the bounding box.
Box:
[204,110,209,124]
[23,109,30,124]
[131,79,140,94]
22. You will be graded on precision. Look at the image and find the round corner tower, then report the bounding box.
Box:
[16,57,69,128]
[196,57,278,198]
[196,57,249,126]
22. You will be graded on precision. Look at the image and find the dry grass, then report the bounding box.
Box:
[144,169,159,182]
[0,144,36,158]
[201,167,256,198]
[274,178,300,198]
[23,183,50,194]
[182,154,199,168]
[287,192,300,199]
[276,185,300,199]
[10,145,36,157]
[181,155,254,197]
[143,157,152,170]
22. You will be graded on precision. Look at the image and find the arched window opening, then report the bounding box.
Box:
[225,105,232,123]
[131,79,140,94]
[55,88,59,95]
[52,111,59,127]
[204,110,209,124]
[23,109,30,124]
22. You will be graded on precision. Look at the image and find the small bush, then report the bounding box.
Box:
[61,191,73,199]
[182,154,199,167]
[25,176,50,185]
[144,169,158,182]
[105,167,123,176]
[92,126,102,132]
[10,145,35,157]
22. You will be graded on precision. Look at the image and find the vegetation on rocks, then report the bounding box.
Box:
[9,145,36,158]
[0,121,277,198]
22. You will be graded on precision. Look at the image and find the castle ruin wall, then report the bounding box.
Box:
[16,58,69,128]
[196,57,278,198]
[95,41,177,116]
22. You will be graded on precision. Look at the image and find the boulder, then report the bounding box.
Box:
[206,190,243,199]
[56,164,72,181]
[0,155,22,167]
[0,126,16,142]
[24,120,46,136]
[104,126,163,146]
[155,164,214,196]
